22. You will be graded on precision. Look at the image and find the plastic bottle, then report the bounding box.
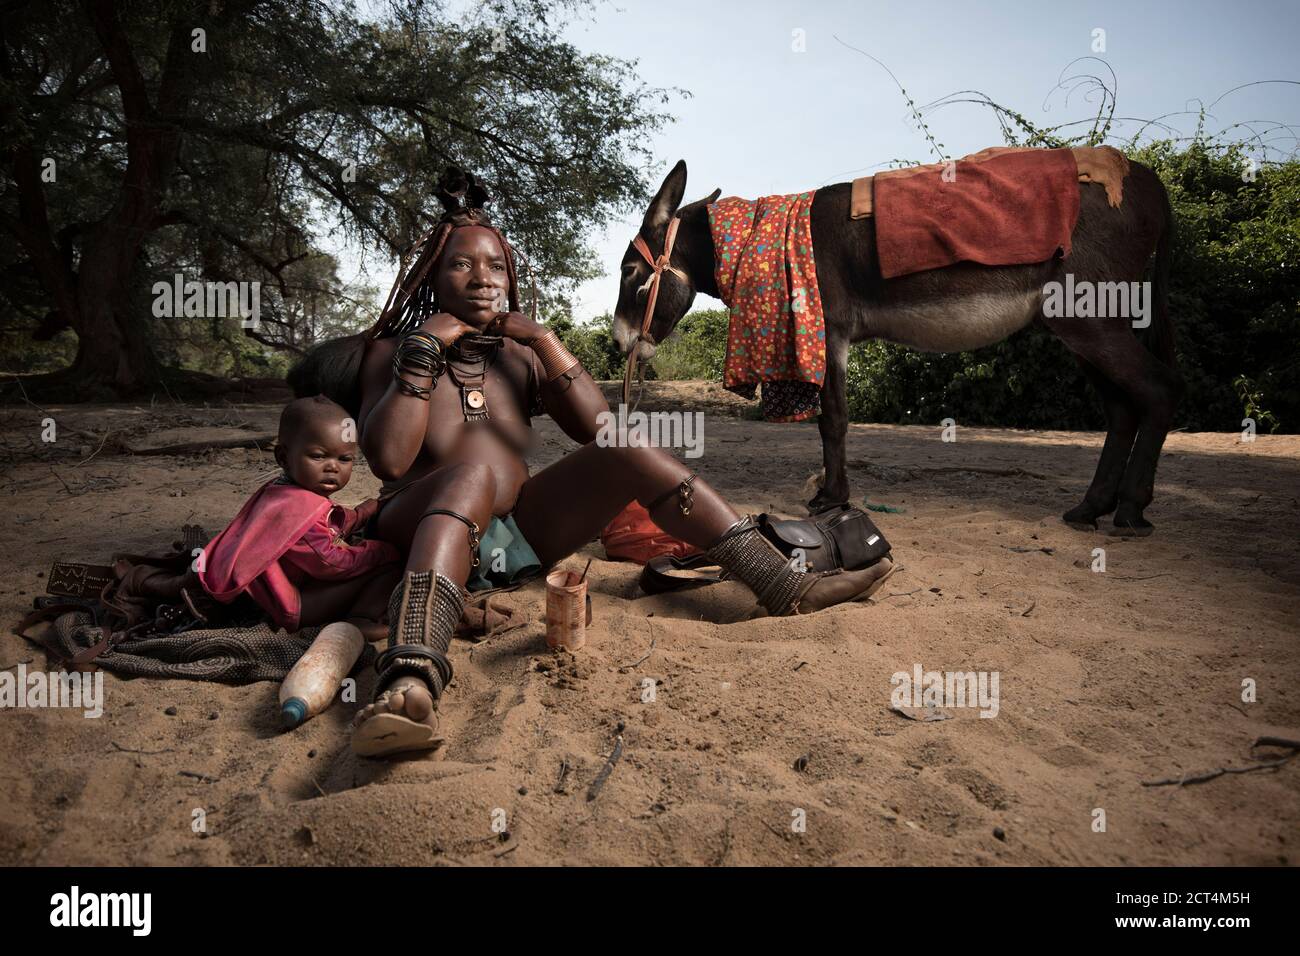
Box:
[279,622,364,729]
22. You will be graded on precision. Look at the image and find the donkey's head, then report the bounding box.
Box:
[613,160,720,361]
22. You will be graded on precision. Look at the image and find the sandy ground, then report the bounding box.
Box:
[1,382,1297,866]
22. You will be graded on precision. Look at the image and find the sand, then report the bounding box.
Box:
[1,382,1297,866]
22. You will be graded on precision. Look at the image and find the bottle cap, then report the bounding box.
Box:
[281,697,308,729]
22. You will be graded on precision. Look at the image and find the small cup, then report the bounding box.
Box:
[545,568,588,651]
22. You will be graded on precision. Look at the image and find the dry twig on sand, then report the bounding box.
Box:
[618,636,656,669]
[586,735,624,802]
[178,770,218,783]
[1141,736,1300,787]
[110,741,175,756]
[126,434,276,456]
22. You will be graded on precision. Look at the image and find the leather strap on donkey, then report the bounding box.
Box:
[622,215,684,410]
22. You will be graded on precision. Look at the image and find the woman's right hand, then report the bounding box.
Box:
[420,312,478,346]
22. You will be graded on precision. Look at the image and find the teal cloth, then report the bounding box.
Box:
[466,514,543,591]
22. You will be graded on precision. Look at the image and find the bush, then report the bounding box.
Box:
[649,309,729,380]
[546,314,624,380]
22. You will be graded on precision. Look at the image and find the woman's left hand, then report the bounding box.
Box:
[489,311,545,344]
[353,498,381,526]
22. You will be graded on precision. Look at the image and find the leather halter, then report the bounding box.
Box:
[622,216,683,407]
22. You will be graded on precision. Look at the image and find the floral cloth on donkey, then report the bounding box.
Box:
[708,191,826,422]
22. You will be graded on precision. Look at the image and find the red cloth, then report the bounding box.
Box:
[873,147,1081,279]
[197,479,400,631]
[708,192,826,422]
[601,501,699,565]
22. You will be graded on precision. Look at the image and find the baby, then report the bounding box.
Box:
[195,395,401,635]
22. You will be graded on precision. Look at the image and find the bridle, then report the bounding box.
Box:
[621,215,685,408]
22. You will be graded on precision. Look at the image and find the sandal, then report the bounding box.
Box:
[639,552,725,594]
[352,687,446,757]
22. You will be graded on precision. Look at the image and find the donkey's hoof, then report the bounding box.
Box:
[1062,504,1100,530]
[1110,514,1154,537]
[808,491,848,514]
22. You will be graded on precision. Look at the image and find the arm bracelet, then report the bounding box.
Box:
[392,330,446,400]
[530,329,581,381]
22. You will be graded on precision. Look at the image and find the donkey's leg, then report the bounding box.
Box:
[810,336,850,512]
[1062,360,1139,530]
[1111,362,1183,535]
[1043,318,1180,536]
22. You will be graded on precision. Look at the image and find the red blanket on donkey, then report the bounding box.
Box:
[871,147,1081,279]
[198,478,399,632]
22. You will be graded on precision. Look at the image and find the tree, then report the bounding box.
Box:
[1,0,673,398]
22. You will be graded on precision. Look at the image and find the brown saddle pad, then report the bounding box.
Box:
[850,144,1130,219]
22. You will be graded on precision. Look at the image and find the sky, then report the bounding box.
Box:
[334,0,1300,321]
[557,0,1299,320]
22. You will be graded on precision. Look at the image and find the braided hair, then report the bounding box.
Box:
[369,167,521,339]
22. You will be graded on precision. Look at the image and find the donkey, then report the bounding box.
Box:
[611,159,1182,536]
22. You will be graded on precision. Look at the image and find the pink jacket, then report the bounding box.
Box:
[197,479,400,632]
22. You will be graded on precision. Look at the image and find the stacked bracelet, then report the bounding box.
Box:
[393,329,447,401]
[531,329,581,381]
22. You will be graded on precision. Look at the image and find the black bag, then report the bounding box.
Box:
[757,504,891,573]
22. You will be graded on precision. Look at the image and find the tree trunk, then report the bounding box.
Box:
[70,227,162,393]
[50,0,194,395]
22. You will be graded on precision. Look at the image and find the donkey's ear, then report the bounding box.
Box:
[678,187,722,217]
[641,160,688,233]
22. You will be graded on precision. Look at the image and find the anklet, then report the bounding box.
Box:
[677,473,697,516]
[420,508,482,569]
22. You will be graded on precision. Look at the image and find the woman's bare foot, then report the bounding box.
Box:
[796,557,895,613]
[351,675,444,757]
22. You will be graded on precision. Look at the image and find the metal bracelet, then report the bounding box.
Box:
[531,329,581,381]
[393,329,447,387]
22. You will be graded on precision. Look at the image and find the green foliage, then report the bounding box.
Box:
[1138,140,1299,432]
[543,309,731,383]
[1,0,672,388]
[844,328,1101,428]
[546,314,623,381]
[1234,375,1281,434]
[649,309,729,380]
[0,329,76,376]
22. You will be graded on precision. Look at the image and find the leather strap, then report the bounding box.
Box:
[623,216,683,408]
[12,603,114,672]
[630,215,682,340]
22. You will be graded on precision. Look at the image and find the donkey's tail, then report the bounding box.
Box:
[1147,182,1177,369]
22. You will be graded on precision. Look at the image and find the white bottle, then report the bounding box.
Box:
[279,622,364,729]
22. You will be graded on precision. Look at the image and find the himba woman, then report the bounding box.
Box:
[301,169,894,757]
